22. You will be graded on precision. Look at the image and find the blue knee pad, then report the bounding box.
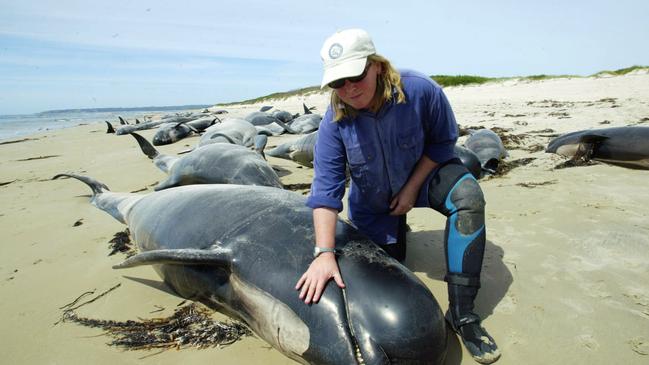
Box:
[443,174,486,274]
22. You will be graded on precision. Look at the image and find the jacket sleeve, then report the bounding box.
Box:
[306,108,347,212]
[423,82,458,164]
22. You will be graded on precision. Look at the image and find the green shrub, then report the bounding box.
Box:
[430,75,493,87]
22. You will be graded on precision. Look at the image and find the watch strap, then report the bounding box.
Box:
[313,246,337,258]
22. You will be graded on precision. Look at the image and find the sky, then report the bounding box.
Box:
[1,0,647,115]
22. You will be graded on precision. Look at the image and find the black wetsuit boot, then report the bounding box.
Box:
[445,274,501,364]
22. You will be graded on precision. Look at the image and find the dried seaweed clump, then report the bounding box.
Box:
[491,158,536,177]
[62,303,251,350]
[108,229,136,257]
[553,158,598,170]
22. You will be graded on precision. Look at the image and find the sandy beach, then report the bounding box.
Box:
[1,71,648,364]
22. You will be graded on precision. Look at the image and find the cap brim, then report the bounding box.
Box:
[320,58,367,89]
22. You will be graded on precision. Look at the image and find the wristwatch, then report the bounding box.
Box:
[313,246,337,258]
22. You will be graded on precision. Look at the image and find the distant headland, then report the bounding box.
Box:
[37,104,213,115]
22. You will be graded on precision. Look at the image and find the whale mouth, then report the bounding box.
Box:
[482,158,500,174]
[341,288,364,364]
[341,287,389,365]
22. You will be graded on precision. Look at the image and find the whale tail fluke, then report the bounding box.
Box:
[52,173,110,195]
[52,173,141,224]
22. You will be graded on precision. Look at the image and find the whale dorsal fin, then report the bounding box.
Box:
[113,247,232,269]
[130,132,160,160]
[105,121,115,134]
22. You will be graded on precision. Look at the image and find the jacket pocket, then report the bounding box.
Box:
[397,128,423,165]
[346,145,370,193]
[397,127,420,149]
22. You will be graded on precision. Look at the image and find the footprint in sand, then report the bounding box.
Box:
[578,334,600,351]
[628,337,649,355]
[581,280,612,300]
[624,292,649,308]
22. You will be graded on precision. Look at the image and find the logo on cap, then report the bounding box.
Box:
[328,43,343,59]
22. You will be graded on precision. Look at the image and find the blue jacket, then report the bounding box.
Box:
[306,69,458,244]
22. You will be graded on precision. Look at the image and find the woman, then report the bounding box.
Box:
[295,28,500,364]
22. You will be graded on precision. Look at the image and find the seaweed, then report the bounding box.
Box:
[62,303,251,350]
[58,284,251,351]
[491,158,536,177]
[108,229,136,257]
[553,158,598,169]
[16,155,61,161]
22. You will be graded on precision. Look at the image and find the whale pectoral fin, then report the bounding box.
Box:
[187,124,200,134]
[275,119,298,134]
[576,134,608,160]
[113,248,232,269]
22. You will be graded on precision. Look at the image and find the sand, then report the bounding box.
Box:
[1,71,648,364]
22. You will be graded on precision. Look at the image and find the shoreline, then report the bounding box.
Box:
[1,73,649,364]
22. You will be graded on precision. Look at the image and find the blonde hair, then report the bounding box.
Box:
[330,54,406,122]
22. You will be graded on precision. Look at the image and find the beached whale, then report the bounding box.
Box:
[245,111,283,126]
[255,123,287,136]
[267,131,318,168]
[151,122,199,145]
[271,109,296,123]
[198,118,258,147]
[130,132,282,190]
[545,126,649,170]
[464,129,508,175]
[186,115,220,132]
[282,113,322,134]
[151,116,218,146]
[114,120,167,135]
[454,145,482,180]
[114,115,198,136]
[54,174,447,365]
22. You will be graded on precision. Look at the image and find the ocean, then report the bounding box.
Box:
[0,106,211,142]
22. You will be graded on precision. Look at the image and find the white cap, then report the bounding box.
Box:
[320,28,376,88]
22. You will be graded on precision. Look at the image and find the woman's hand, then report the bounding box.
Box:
[390,155,440,215]
[389,184,418,216]
[295,253,345,304]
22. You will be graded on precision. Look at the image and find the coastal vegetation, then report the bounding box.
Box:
[218,65,648,106]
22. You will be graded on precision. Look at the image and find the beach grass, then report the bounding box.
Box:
[593,65,648,76]
[430,75,496,87]
[219,86,322,106]
[217,65,648,107]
